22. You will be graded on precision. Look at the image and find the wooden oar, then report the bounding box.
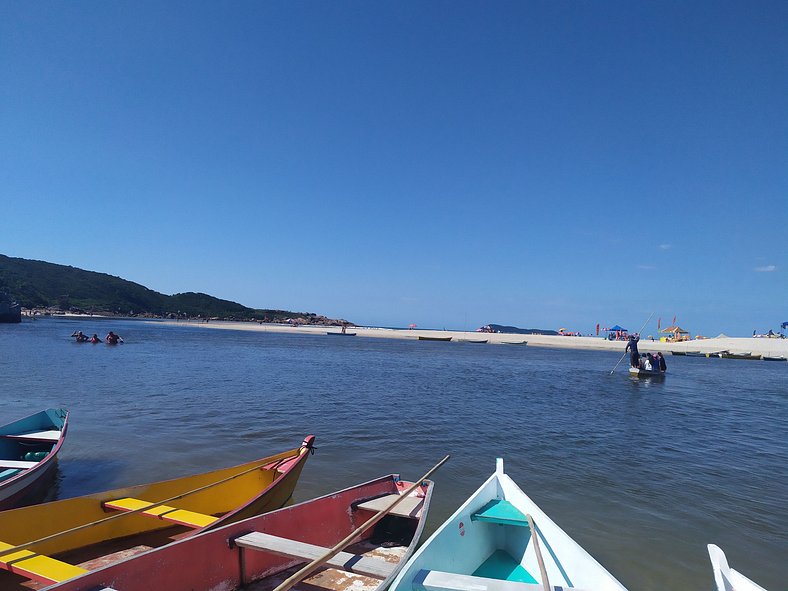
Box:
[608,311,655,375]
[271,455,450,591]
[526,514,551,591]
[0,441,312,559]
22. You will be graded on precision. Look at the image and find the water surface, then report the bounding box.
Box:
[1,319,785,590]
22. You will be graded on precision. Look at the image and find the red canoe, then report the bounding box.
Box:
[46,473,434,591]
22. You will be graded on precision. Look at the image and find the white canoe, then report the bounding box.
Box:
[708,544,767,591]
[389,459,627,591]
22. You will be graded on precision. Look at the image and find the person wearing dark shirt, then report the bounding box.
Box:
[625,335,640,367]
[657,352,667,371]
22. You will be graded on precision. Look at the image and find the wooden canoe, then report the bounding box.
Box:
[326,332,357,336]
[0,435,315,588]
[389,458,627,591]
[719,352,762,360]
[44,473,433,591]
[457,339,488,344]
[628,367,665,378]
[708,544,766,591]
[418,336,453,342]
[0,408,68,510]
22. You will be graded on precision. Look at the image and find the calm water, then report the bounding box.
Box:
[1,318,785,590]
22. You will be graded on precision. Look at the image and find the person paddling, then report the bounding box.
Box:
[625,335,640,368]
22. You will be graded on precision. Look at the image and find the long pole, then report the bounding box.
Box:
[609,311,654,375]
[526,514,551,591]
[271,455,450,591]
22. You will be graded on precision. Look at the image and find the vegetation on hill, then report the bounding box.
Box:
[0,254,341,323]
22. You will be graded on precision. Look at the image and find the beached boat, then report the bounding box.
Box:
[0,435,315,588]
[670,351,689,356]
[418,336,452,342]
[708,544,767,591]
[0,408,68,510]
[762,355,787,361]
[326,331,357,336]
[499,340,528,346]
[685,352,708,357]
[719,352,762,360]
[457,339,488,344]
[389,459,627,591]
[43,473,433,591]
[628,367,665,378]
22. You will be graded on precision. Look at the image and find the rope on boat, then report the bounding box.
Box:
[0,441,313,560]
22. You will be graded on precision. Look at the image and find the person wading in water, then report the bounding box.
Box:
[625,335,640,368]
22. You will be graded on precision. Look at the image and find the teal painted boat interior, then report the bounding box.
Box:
[473,549,538,584]
[472,499,529,526]
[0,408,66,479]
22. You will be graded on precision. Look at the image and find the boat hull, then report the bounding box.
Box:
[418,336,452,341]
[0,436,315,587]
[0,409,68,509]
[708,544,766,591]
[46,474,433,591]
[389,459,627,591]
[628,367,666,378]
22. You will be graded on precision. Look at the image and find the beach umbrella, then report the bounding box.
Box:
[607,325,627,332]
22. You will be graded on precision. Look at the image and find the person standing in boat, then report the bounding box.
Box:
[657,352,667,371]
[625,334,640,367]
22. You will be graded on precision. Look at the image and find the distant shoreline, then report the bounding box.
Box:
[152,320,788,357]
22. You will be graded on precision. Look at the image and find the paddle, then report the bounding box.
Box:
[271,455,450,591]
[608,311,654,375]
[526,514,550,591]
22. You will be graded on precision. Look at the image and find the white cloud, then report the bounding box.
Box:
[659,243,671,250]
[754,265,776,272]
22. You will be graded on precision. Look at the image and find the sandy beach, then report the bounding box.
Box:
[156,320,788,357]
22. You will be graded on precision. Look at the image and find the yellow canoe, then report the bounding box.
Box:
[0,435,315,588]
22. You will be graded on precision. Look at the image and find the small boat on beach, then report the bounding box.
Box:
[326,331,357,336]
[762,355,787,361]
[685,352,708,357]
[499,340,528,345]
[457,338,488,344]
[708,544,767,591]
[0,436,315,588]
[628,367,666,378]
[389,458,627,591]
[0,408,68,510]
[719,352,762,360]
[43,473,434,591]
[418,336,452,342]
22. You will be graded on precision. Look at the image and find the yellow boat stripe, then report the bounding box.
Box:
[103,497,219,528]
[0,540,87,583]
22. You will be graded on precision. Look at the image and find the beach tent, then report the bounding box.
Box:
[607,325,627,332]
[782,322,788,329]
[660,326,689,334]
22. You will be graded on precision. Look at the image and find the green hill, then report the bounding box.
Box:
[0,254,336,322]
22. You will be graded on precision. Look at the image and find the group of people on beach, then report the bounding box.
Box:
[625,335,667,372]
[71,330,123,344]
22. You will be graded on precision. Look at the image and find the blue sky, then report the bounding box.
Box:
[1,1,786,335]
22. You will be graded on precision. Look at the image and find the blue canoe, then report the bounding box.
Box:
[0,408,69,509]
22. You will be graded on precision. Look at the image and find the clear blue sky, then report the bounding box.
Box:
[2,1,786,336]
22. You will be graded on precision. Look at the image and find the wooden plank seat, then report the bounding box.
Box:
[413,569,586,591]
[233,532,397,579]
[0,460,39,470]
[0,540,87,584]
[355,494,425,518]
[102,497,219,528]
[0,430,62,441]
[471,500,529,527]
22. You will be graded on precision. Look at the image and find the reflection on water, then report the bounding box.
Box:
[0,319,786,591]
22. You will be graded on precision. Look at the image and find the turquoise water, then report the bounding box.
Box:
[0,318,785,590]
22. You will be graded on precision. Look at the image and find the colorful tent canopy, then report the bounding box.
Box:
[782,322,788,329]
[607,325,627,332]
